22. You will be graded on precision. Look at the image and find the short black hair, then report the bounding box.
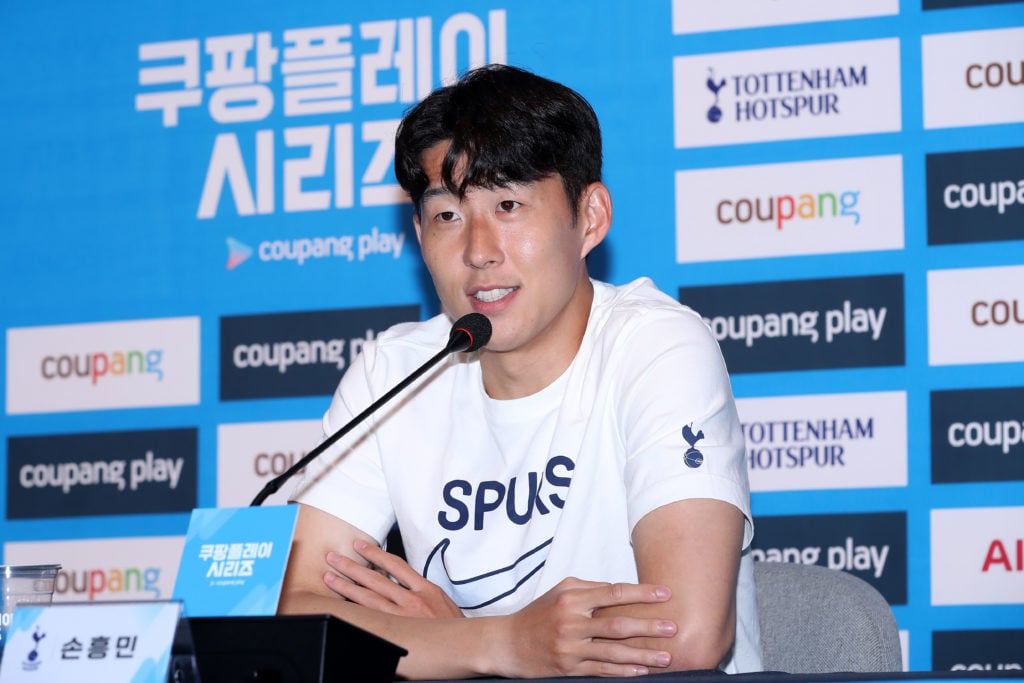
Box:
[395,64,603,217]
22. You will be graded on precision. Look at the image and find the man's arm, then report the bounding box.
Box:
[595,497,745,671]
[279,503,682,679]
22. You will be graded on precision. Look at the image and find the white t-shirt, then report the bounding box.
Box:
[293,278,762,672]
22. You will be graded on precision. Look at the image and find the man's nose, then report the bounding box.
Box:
[463,220,504,269]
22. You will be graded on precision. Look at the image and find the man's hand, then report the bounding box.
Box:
[323,539,464,619]
[492,577,678,678]
[322,540,678,677]
[281,504,682,678]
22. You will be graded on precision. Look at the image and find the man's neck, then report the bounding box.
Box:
[479,278,594,400]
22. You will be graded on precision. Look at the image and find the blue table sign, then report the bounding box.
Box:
[173,505,299,617]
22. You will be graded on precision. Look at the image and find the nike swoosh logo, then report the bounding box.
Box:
[422,537,552,610]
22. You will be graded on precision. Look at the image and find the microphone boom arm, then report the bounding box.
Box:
[249,313,490,506]
[251,344,452,506]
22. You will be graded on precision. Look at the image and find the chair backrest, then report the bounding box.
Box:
[753,561,902,673]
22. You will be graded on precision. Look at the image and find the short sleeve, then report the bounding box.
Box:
[618,309,753,549]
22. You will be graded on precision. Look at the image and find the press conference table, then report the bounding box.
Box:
[419,671,1024,683]
[184,616,1024,683]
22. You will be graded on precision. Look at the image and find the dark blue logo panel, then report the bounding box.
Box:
[7,428,198,519]
[927,147,1024,245]
[680,274,905,374]
[931,386,1024,484]
[220,305,419,401]
[923,0,1024,9]
[751,511,907,604]
[932,630,1024,671]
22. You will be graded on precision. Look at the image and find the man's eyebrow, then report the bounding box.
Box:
[420,186,453,203]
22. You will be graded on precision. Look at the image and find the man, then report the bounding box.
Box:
[281,64,761,679]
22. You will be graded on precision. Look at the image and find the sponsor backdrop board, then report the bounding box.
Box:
[2,0,1023,672]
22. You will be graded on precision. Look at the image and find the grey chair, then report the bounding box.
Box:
[753,561,902,673]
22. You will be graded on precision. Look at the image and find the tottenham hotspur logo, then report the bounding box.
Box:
[705,68,727,123]
[682,424,705,468]
[21,626,46,672]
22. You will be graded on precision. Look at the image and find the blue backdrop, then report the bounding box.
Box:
[3,0,1023,671]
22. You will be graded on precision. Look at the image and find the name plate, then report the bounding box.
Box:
[0,602,182,682]
[173,505,299,617]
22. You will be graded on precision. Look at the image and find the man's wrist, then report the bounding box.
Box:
[468,614,514,678]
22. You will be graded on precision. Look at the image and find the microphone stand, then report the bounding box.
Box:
[250,314,489,506]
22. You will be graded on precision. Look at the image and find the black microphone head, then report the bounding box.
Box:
[447,313,492,352]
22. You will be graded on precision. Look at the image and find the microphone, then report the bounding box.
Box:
[445,311,492,353]
[250,312,492,506]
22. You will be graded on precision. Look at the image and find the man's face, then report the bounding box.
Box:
[413,142,601,358]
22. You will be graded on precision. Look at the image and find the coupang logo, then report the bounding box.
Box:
[705,64,867,124]
[55,566,163,601]
[716,188,861,230]
[40,348,163,386]
[965,59,1024,92]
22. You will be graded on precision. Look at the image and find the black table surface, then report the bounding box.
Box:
[417,670,1024,683]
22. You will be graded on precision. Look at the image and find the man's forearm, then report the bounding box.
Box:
[279,588,501,680]
[280,578,682,680]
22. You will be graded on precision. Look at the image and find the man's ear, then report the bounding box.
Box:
[413,211,423,245]
[578,182,612,259]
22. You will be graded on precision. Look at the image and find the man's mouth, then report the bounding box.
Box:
[473,287,517,303]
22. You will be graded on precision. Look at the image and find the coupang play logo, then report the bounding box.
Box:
[226,237,254,269]
[679,274,905,374]
[224,228,406,270]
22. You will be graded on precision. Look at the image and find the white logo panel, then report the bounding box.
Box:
[738,391,907,492]
[672,0,898,34]
[4,536,184,602]
[674,38,901,148]
[928,264,1024,366]
[931,506,1024,605]
[676,155,904,263]
[923,27,1024,130]
[6,317,200,415]
[217,419,323,507]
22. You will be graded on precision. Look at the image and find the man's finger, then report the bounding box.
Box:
[592,582,672,609]
[353,540,424,588]
[591,615,678,640]
[583,641,673,671]
[323,570,399,613]
[327,553,409,603]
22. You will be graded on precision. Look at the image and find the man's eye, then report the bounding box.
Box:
[497,200,521,212]
[434,211,457,222]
